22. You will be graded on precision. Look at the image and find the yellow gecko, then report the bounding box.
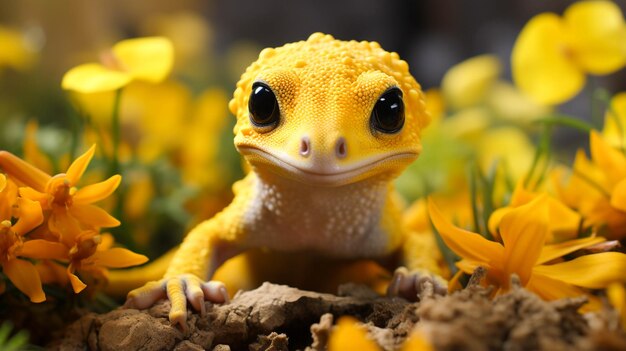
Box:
[124,32,445,329]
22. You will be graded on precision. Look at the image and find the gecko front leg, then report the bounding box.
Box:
[125,216,243,330]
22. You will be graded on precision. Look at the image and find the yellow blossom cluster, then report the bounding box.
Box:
[512,0,626,105]
[411,0,626,319]
[0,146,147,302]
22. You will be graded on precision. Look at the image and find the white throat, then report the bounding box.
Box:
[241,171,393,258]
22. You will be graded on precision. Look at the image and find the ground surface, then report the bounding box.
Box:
[50,272,626,351]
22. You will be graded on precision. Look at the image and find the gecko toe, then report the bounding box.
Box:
[202,281,229,303]
[125,280,166,309]
[388,267,447,301]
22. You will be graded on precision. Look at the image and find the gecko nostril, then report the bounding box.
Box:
[300,137,311,157]
[335,137,347,159]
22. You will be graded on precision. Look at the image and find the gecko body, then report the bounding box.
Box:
[126,33,443,329]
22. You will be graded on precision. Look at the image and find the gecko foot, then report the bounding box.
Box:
[387,267,447,301]
[124,274,229,332]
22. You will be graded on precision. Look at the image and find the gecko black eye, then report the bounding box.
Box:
[249,82,280,127]
[370,88,404,134]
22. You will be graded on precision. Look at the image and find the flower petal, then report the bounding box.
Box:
[92,248,148,268]
[98,233,115,251]
[441,54,501,110]
[3,259,45,302]
[11,197,43,235]
[527,272,601,310]
[61,63,131,93]
[0,175,17,221]
[610,178,626,212]
[512,12,585,105]
[73,175,121,205]
[455,259,483,274]
[21,239,68,260]
[49,207,82,245]
[487,207,509,239]
[533,252,626,289]
[36,260,69,285]
[65,145,96,186]
[401,330,434,351]
[0,150,50,191]
[538,236,606,264]
[546,196,582,241]
[112,37,174,83]
[329,317,379,351]
[69,204,120,228]
[564,0,626,74]
[67,266,87,293]
[428,198,504,264]
[590,130,626,185]
[499,196,549,285]
[18,187,51,208]
[602,92,626,148]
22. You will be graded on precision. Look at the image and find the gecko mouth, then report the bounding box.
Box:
[237,145,418,186]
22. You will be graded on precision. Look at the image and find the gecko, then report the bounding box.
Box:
[124,32,446,329]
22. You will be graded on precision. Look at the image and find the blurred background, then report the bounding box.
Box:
[2,0,626,111]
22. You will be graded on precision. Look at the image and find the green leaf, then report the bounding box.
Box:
[0,322,29,351]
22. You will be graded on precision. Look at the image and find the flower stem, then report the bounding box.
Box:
[110,88,123,176]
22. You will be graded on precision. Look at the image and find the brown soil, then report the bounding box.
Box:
[49,273,626,351]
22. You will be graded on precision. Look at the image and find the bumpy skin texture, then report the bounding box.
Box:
[126,33,440,330]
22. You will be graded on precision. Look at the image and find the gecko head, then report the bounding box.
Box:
[229,33,429,187]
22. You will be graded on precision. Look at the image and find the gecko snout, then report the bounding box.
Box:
[299,136,347,159]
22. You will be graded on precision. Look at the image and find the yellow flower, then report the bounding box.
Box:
[62,37,174,93]
[486,82,551,123]
[429,196,626,306]
[0,148,147,294]
[475,127,535,181]
[489,181,581,243]
[180,88,231,191]
[141,12,212,70]
[555,131,626,239]
[328,317,379,351]
[602,92,626,149]
[328,317,434,351]
[71,79,191,162]
[0,174,48,302]
[0,25,37,72]
[441,54,501,110]
[512,0,626,105]
[0,145,121,246]
[401,330,434,351]
[65,231,147,293]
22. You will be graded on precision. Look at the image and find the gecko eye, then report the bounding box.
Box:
[370,88,404,134]
[249,82,280,128]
